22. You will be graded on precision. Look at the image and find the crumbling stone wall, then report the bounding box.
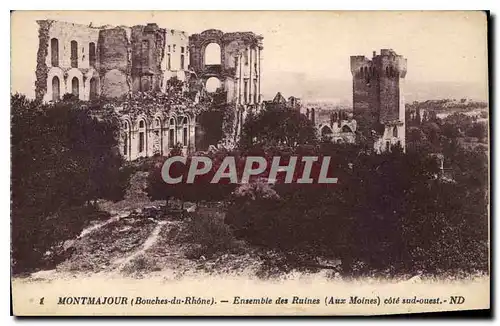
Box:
[98,27,132,98]
[189,29,264,143]
[35,20,51,101]
[130,24,165,93]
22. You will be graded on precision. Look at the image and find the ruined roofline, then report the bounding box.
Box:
[190,29,264,41]
[36,19,261,41]
[36,19,104,30]
[36,19,189,35]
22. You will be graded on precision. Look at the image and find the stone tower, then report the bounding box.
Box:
[350,49,407,152]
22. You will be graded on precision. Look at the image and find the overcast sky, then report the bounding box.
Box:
[11,11,488,101]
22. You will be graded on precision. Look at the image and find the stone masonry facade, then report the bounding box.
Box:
[35,20,264,160]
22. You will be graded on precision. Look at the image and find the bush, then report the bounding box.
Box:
[225,144,488,277]
[184,210,242,259]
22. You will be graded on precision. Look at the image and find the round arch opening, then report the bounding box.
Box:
[204,43,221,65]
[205,77,221,93]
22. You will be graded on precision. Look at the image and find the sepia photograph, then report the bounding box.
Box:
[10,10,490,316]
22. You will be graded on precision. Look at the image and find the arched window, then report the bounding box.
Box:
[71,77,79,97]
[167,53,171,70]
[342,125,353,133]
[386,66,389,76]
[180,54,185,70]
[155,118,161,128]
[169,117,176,148]
[138,120,146,153]
[321,125,333,137]
[182,117,188,146]
[89,77,98,100]
[50,38,59,67]
[52,76,60,101]
[204,43,221,65]
[89,42,96,67]
[70,40,78,68]
[393,126,398,137]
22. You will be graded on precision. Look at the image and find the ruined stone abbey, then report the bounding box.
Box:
[35,20,263,160]
[35,20,406,159]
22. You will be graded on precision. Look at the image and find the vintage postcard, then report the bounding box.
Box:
[10,10,490,316]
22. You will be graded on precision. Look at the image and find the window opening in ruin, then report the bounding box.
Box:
[253,79,257,103]
[71,77,79,97]
[70,40,78,68]
[139,132,145,153]
[123,133,128,156]
[51,38,59,67]
[167,53,171,70]
[142,40,150,67]
[169,118,175,147]
[89,78,98,100]
[138,119,146,153]
[204,43,221,65]
[244,79,248,104]
[89,42,96,67]
[52,76,60,101]
[342,125,353,133]
[206,77,221,93]
[181,46,185,53]
[182,117,188,146]
[181,54,185,70]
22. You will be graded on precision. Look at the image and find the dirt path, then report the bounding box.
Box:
[112,220,167,271]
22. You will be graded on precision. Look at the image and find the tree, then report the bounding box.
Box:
[146,147,239,206]
[240,105,318,149]
[11,94,130,272]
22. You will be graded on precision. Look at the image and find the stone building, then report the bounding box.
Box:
[305,108,356,144]
[313,110,357,144]
[36,20,101,102]
[36,20,192,102]
[35,20,264,160]
[350,49,407,152]
[189,29,264,138]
